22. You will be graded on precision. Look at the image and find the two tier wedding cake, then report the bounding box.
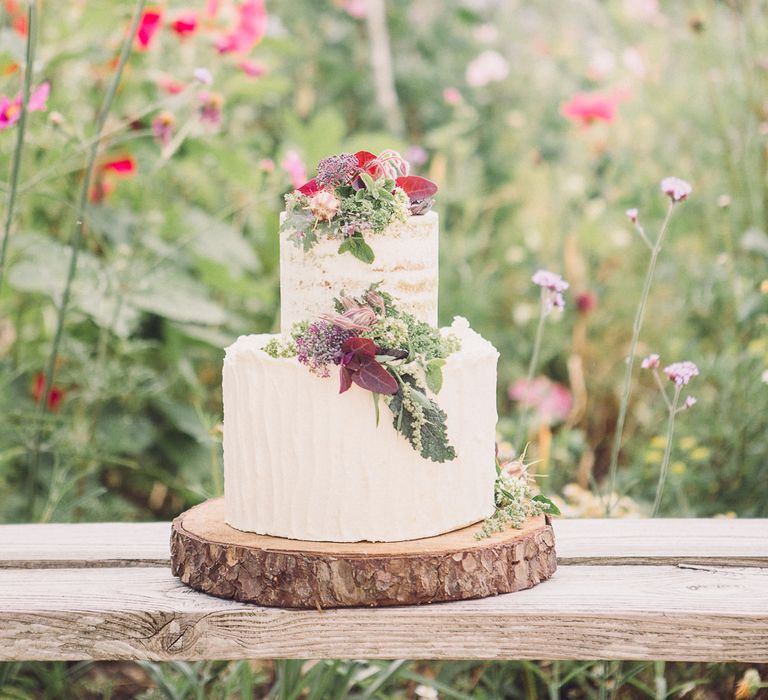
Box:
[223,150,500,542]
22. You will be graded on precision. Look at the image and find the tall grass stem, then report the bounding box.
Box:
[605,201,676,514]
[0,1,37,295]
[516,290,547,450]
[27,0,147,515]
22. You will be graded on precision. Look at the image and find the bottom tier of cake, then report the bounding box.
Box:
[223,318,499,542]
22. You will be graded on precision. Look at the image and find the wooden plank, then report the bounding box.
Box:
[0,522,170,568]
[1,519,767,568]
[1,565,766,662]
[555,518,768,567]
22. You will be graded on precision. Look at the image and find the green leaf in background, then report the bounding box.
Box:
[183,208,260,276]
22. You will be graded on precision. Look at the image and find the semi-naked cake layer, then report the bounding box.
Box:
[279,211,438,335]
[223,318,498,542]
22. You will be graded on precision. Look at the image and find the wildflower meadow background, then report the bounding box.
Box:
[1,0,767,697]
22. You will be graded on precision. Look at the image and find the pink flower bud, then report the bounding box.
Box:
[309,191,340,221]
[626,208,638,224]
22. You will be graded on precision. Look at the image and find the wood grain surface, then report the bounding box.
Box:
[1,565,766,661]
[3,518,766,568]
[170,498,557,608]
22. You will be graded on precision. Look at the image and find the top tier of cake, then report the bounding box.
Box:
[279,210,439,335]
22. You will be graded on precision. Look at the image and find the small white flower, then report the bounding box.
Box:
[466,50,509,87]
[193,67,213,85]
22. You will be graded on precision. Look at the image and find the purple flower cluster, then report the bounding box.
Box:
[295,321,354,377]
[664,361,700,386]
[316,153,359,188]
[532,269,569,314]
[660,176,692,202]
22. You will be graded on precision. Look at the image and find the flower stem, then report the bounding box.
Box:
[516,291,547,450]
[26,0,147,517]
[651,385,681,518]
[605,201,676,515]
[0,1,37,296]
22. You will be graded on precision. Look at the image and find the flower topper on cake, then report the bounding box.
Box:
[263,283,459,463]
[280,149,438,264]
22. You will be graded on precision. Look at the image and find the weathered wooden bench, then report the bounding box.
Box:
[1,519,766,662]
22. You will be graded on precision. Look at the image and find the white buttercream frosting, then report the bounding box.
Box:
[223,318,499,542]
[279,211,438,335]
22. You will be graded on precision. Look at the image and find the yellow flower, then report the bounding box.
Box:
[690,447,711,461]
[679,436,697,451]
[650,435,667,449]
[671,461,686,476]
[644,450,663,464]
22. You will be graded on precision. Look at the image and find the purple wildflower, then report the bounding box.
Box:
[295,320,355,377]
[664,361,699,386]
[626,208,638,224]
[641,353,660,369]
[532,269,569,314]
[316,153,359,188]
[193,67,213,85]
[682,395,697,410]
[198,91,223,127]
[660,177,692,202]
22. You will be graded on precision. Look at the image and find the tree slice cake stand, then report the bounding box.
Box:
[170,497,557,609]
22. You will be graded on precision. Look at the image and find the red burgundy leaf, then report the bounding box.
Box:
[395,175,438,202]
[352,356,399,395]
[341,336,378,358]
[297,178,320,195]
[339,366,353,394]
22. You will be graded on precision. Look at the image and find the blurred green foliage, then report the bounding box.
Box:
[1,0,767,696]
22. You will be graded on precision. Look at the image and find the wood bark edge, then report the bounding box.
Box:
[170,499,557,609]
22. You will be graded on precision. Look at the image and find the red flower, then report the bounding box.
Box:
[157,75,186,94]
[215,0,267,54]
[560,93,618,127]
[136,8,163,50]
[170,11,198,37]
[4,0,27,37]
[32,373,65,412]
[90,156,137,203]
[339,337,399,395]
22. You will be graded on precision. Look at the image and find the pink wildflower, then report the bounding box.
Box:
[239,59,267,78]
[509,376,573,426]
[0,81,50,130]
[152,111,175,146]
[258,158,274,172]
[342,0,367,18]
[561,93,618,127]
[660,177,692,202]
[682,395,697,410]
[215,0,267,54]
[626,208,638,224]
[532,269,569,314]
[641,353,661,370]
[136,8,163,50]
[198,91,223,127]
[576,290,597,314]
[281,150,307,189]
[664,361,699,386]
[443,87,462,105]
[157,75,185,95]
[406,145,428,167]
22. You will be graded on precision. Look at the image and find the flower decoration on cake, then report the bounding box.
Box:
[264,283,459,462]
[280,149,438,264]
